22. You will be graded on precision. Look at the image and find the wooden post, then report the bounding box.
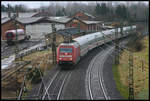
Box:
[141,59,144,72]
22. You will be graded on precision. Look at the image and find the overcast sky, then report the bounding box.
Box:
[1,1,149,9]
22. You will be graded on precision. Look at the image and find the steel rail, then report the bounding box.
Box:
[88,45,108,100]
[42,70,60,100]
[2,61,30,81]
[57,71,72,100]
[98,46,114,100]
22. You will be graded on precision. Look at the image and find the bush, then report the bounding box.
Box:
[27,68,42,84]
[134,41,143,52]
[127,33,144,52]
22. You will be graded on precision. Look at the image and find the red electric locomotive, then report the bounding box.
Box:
[57,42,80,65]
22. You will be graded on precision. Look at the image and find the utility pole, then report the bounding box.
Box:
[11,13,20,99]
[120,21,123,37]
[51,23,57,64]
[78,21,80,34]
[128,51,134,100]
[11,13,21,62]
[115,25,119,65]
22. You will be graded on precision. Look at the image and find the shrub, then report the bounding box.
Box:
[27,68,42,84]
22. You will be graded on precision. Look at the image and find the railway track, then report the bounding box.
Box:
[42,66,73,100]
[86,45,114,100]
[2,61,31,81]
[86,37,131,100]
[27,37,131,100]
[1,40,41,59]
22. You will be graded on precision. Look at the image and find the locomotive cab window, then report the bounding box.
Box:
[6,32,14,39]
[6,32,13,37]
[60,48,73,53]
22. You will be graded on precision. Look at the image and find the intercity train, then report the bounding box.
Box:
[57,25,136,65]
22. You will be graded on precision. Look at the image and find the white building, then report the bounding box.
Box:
[19,17,71,40]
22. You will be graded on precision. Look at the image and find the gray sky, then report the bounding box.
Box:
[1,1,149,9]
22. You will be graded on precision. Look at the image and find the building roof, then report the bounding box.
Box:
[1,16,102,25]
[49,17,71,24]
[57,27,85,36]
[65,17,103,25]
[1,16,70,25]
[31,11,52,17]
[1,12,37,18]
[82,20,103,24]
[1,17,44,25]
[70,11,96,19]
[1,17,10,24]
[16,17,44,24]
[83,12,95,18]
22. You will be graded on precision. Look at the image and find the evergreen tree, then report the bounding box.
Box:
[122,5,127,20]
[56,9,64,16]
[101,3,107,16]
[115,5,122,18]
[62,7,66,16]
[1,4,7,12]
[95,3,101,15]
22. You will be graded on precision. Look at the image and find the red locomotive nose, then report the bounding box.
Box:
[6,32,15,39]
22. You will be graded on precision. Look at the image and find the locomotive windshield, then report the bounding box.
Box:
[6,32,13,38]
[60,48,72,53]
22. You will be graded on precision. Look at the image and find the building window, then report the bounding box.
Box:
[88,25,90,31]
[94,25,96,31]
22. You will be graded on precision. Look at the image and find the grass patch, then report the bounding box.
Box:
[112,64,129,99]
[113,35,149,99]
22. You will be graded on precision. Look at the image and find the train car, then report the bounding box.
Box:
[5,29,30,45]
[57,25,136,66]
[57,42,80,65]
[57,31,105,65]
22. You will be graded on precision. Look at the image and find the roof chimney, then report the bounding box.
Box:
[8,11,11,18]
[16,10,19,17]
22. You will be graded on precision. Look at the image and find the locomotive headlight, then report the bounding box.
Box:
[59,58,62,60]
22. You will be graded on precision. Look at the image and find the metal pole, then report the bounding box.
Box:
[11,14,19,99]
[128,51,134,100]
[78,22,80,33]
[115,26,119,65]
[51,23,57,64]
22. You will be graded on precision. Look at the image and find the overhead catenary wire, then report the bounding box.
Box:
[101,28,148,65]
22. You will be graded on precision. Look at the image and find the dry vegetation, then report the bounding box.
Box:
[114,35,149,99]
[2,49,54,99]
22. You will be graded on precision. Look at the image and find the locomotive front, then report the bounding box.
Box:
[5,29,25,45]
[57,44,74,65]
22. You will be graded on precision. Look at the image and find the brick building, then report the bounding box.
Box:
[69,11,96,20]
[65,17,103,32]
[1,18,25,40]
